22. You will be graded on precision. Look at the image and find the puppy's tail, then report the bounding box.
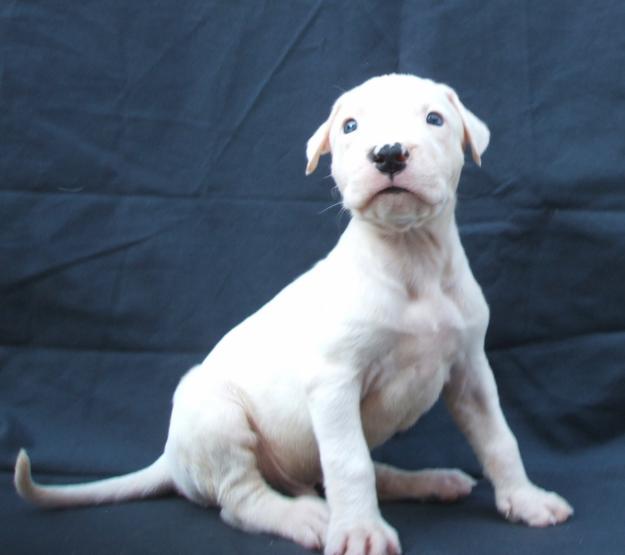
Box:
[14,449,174,509]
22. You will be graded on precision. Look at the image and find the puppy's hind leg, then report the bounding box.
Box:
[196,402,329,550]
[218,465,329,550]
[375,462,476,503]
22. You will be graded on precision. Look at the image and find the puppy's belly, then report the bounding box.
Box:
[360,359,450,448]
[250,359,450,489]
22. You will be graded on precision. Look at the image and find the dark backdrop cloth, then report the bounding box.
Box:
[2,1,625,553]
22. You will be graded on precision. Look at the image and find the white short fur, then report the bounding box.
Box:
[15,74,573,555]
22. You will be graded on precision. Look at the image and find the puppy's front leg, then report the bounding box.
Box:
[444,349,573,527]
[307,368,401,555]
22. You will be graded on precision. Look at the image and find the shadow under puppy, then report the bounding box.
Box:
[15,74,573,555]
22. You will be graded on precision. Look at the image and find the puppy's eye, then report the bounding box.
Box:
[426,112,444,126]
[343,118,358,134]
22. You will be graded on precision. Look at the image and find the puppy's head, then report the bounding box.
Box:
[306,74,489,232]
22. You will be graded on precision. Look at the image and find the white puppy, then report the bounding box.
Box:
[15,74,573,555]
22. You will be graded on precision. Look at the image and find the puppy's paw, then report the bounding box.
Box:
[496,483,573,527]
[285,496,330,551]
[325,515,401,555]
[425,468,476,502]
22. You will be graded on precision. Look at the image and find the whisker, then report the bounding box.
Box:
[335,206,350,227]
[318,200,344,215]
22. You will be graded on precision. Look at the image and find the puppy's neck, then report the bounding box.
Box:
[342,199,462,291]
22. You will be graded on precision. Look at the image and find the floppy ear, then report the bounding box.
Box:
[444,87,490,166]
[305,100,341,175]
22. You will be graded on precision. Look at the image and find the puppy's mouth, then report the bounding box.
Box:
[373,181,446,208]
[377,185,409,195]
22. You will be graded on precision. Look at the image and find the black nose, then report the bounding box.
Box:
[369,143,408,176]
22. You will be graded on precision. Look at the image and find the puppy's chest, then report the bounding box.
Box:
[384,288,466,366]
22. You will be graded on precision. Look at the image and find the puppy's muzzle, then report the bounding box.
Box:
[368,143,409,177]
